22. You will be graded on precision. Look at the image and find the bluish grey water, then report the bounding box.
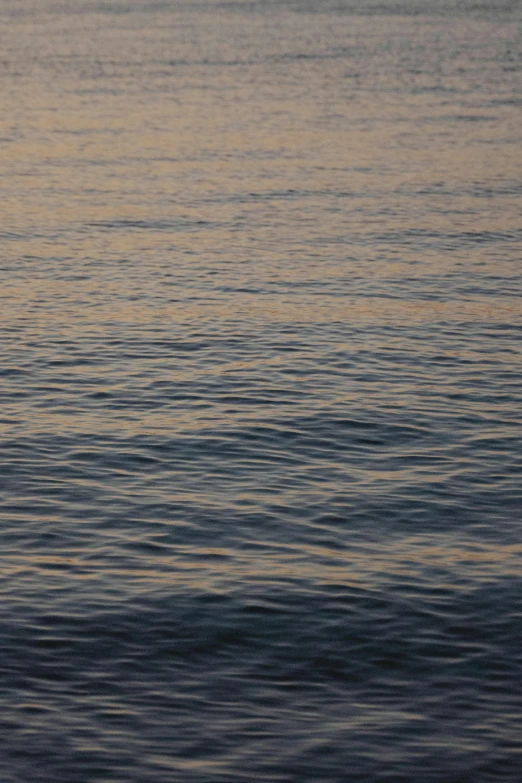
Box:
[1,0,521,780]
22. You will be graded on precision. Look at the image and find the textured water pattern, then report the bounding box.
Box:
[1,0,522,780]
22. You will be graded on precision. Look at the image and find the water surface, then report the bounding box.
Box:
[1,0,521,780]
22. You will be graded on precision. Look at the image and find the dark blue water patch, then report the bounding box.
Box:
[428,113,498,122]
[360,228,522,250]
[406,182,522,197]
[0,230,38,241]
[85,218,221,232]
[0,574,521,782]
[1,410,517,555]
[486,98,522,107]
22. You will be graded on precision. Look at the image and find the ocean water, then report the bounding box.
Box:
[1,0,521,780]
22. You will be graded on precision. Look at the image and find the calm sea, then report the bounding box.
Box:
[1,0,521,780]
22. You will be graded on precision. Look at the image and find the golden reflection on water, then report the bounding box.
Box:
[1,280,518,329]
[0,3,520,581]
[3,539,521,592]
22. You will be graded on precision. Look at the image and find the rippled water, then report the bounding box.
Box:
[1,0,521,779]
